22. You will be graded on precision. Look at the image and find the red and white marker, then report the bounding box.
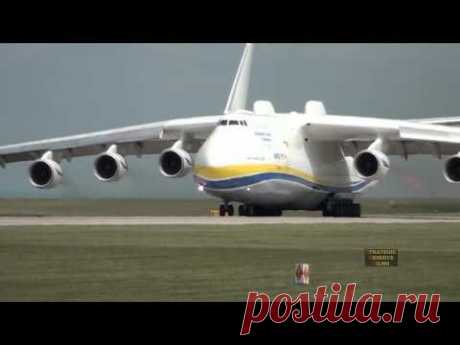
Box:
[295,263,310,285]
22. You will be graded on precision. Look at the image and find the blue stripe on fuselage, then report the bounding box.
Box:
[194,172,370,194]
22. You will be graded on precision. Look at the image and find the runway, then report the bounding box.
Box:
[1,216,460,226]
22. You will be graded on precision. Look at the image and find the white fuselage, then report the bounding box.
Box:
[192,113,375,210]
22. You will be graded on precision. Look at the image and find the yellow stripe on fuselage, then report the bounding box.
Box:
[193,164,320,184]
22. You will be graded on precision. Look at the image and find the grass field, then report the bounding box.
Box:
[2,198,460,217]
[0,223,459,301]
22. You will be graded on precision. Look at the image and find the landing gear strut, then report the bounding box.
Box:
[322,199,361,218]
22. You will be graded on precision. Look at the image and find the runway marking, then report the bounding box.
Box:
[1,216,460,226]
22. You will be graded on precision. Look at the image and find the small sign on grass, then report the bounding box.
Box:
[365,248,398,267]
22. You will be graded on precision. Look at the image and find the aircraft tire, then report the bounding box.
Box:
[322,200,361,218]
[219,204,226,217]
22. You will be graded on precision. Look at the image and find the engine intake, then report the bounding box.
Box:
[29,159,63,189]
[159,148,192,178]
[94,152,128,182]
[444,155,460,183]
[353,149,390,181]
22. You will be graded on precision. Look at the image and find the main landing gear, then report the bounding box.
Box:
[219,204,234,217]
[239,205,282,217]
[322,199,361,218]
[218,203,282,217]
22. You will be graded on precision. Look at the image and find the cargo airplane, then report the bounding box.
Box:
[2,44,460,217]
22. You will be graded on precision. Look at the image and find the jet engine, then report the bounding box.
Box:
[159,148,193,178]
[29,158,63,189]
[94,151,128,182]
[443,154,460,183]
[353,149,390,181]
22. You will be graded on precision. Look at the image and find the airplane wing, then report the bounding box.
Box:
[0,115,221,166]
[409,116,460,127]
[0,43,255,167]
[302,114,460,158]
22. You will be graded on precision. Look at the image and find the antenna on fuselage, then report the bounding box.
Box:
[224,43,254,114]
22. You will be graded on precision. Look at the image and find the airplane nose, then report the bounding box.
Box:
[195,127,248,169]
[198,133,231,167]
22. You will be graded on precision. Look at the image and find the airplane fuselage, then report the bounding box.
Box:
[193,113,374,210]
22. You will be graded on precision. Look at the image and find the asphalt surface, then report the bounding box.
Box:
[1,216,460,226]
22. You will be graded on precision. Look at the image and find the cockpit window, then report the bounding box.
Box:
[219,119,248,127]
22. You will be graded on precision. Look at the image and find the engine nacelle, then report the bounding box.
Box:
[94,152,128,182]
[159,148,193,178]
[353,149,390,181]
[444,155,460,183]
[29,159,63,189]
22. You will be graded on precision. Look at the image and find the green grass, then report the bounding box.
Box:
[0,223,458,301]
[0,199,217,217]
[1,198,460,217]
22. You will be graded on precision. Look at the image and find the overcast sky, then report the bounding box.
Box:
[1,43,460,199]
